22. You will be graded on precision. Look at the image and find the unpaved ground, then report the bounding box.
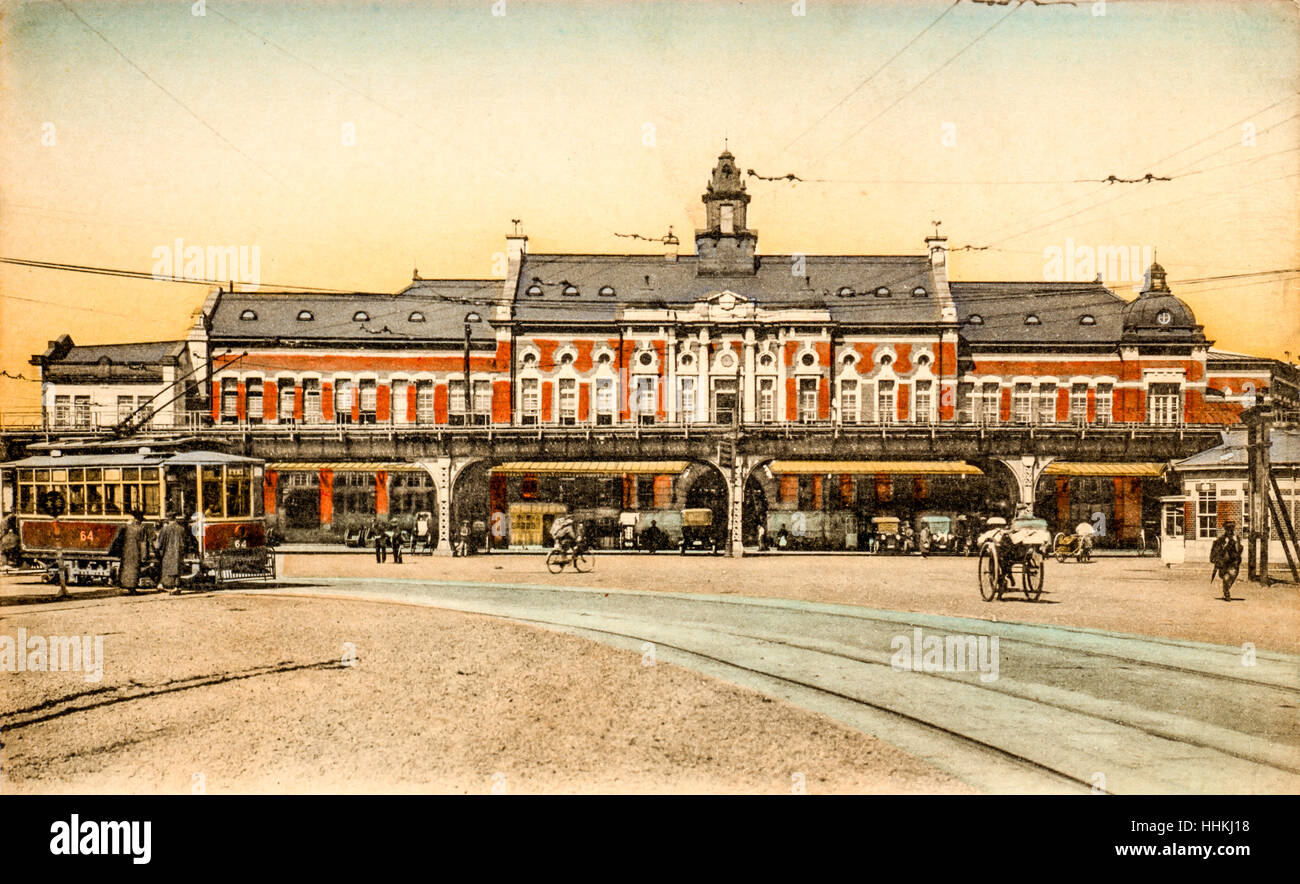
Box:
[277,552,1300,654]
[0,588,972,795]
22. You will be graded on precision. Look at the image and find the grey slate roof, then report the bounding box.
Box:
[513,253,941,324]
[950,281,1126,345]
[1173,429,1300,470]
[209,283,501,343]
[56,341,184,365]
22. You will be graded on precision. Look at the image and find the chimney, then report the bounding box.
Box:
[663,228,679,262]
[925,234,948,270]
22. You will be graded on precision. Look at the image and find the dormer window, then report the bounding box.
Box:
[838,286,855,297]
[599,286,615,297]
[525,284,543,297]
[1024,314,1041,326]
[912,286,927,297]
[353,311,370,322]
[875,287,891,298]
[968,314,984,325]
[297,310,314,321]
[408,311,426,322]
[239,309,257,321]
[1080,314,1096,326]
[562,284,579,297]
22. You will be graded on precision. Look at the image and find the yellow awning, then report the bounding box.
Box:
[767,460,983,476]
[1044,462,1167,477]
[267,462,427,472]
[492,461,690,475]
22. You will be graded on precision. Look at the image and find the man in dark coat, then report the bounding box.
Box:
[111,511,148,594]
[1210,522,1243,601]
[156,514,186,594]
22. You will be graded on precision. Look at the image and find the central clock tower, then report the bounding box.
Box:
[696,150,758,276]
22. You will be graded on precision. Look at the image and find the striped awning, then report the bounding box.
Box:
[267,462,428,473]
[767,460,983,476]
[1044,462,1167,477]
[491,461,690,475]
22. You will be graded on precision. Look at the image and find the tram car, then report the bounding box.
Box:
[2,448,275,587]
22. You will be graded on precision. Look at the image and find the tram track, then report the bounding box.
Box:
[236,579,1300,794]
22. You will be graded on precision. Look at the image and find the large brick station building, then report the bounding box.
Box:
[17,151,1299,552]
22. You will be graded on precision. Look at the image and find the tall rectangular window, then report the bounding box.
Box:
[415,380,434,424]
[303,379,322,423]
[840,379,858,423]
[877,380,895,424]
[558,378,577,425]
[1147,382,1181,425]
[117,395,134,423]
[54,395,71,427]
[221,379,238,422]
[1070,383,1088,423]
[246,377,263,424]
[758,378,775,422]
[634,376,656,424]
[957,382,974,424]
[448,379,466,425]
[1036,383,1056,425]
[1095,383,1113,425]
[135,396,153,428]
[358,379,377,424]
[981,383,1000,425]
[1012,383,1033,424]
[520,378,539,425]
[798,377,818,422]
[279,380,295,422]
[595,378,614,425]
[473,380,492,425]
[1197,487,1217,539]
[335,378,354,425]
[914,380,932,424]
[678,377,696,424]
[74,395,91,427]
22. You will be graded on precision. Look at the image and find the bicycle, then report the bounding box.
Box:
[546,542,592,573]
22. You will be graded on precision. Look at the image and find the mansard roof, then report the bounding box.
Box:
[512,252,941,324]
[208,283,500,343]
[950,281,1128,346]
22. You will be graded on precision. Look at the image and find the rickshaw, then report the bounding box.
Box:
[1052,521,1093,563]
[977,516,1051,602]
[679,508,720,555]
[871,516,901,553]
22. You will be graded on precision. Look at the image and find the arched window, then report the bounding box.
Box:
[297,310,314,321]
[353,311,370,322]
[1080,314,1096,326]
[968,314,984,325]
[562,284,579,297]
[408,311,426,322]
[917,354,931,366]
[875,286,891,297]
[598,286,615,297]
[239,309,257,321]
[838,286,855,297]
[1024,314,1041,326]
[525,284,542,297]
[912,286,927,297]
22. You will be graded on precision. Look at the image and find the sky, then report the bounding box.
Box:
[2,0,1297,415]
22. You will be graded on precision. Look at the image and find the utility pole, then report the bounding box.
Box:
[1243,398,1273,585]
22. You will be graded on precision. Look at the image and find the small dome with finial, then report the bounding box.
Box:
[1121,260,1202,341]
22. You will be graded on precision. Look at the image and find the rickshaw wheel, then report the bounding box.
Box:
[978,545,1000,602]
[1053,533,1069,564]
[545,550,564,574]
[573,552,593,573]
[1023,553,1045,601]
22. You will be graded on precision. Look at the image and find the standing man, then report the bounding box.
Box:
[1210,522,1243,601]
[112,511,148,594]
[156,513,186,595]
[389,522,403,564]
[373,518,387,564]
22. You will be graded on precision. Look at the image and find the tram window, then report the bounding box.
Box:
[103,484,121,515]
[226,467,252,517]
[143,483,161,518]
[19,484,34,514]
[69,468,84,482]
[87,485,104,516]
[202,467,225,517]
[68,484,85,515]
[52,470,67,483]
[123,468,139,481]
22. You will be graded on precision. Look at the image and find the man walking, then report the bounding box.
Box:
[111,510,148,594]
[373,518,387,563]
[156,513,186,595]
[1209,521,1243,601]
